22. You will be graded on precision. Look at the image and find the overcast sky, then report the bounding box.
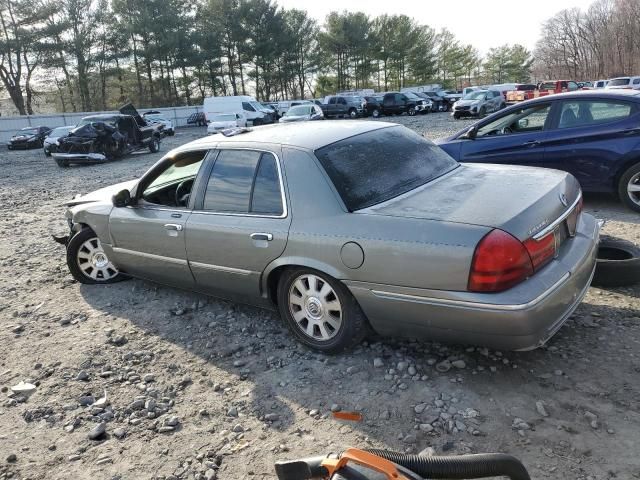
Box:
[275,0,588,53]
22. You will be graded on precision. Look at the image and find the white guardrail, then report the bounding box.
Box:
[0,105,204,144]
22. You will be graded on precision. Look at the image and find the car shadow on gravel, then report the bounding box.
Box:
[77,275,640,449]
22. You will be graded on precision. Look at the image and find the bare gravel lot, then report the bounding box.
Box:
[1,113,639,480]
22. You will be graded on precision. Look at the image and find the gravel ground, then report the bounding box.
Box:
[0,113,639,480]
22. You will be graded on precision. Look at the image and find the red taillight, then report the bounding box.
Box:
[523,232,556,270]
[468,230,534,292]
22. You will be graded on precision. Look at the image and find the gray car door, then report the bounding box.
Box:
[185,148,291,304]
[108,150,209,287]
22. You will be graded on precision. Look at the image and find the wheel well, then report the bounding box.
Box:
[266,265,291,306]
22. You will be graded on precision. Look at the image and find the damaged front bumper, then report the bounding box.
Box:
[52,152,107,163]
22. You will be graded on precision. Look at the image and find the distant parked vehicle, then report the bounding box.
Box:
[593,79,609,89]
[410,93,434,112]
[505,84,537,103]
[506,80,581,103]
[437,89,640,212]
[421,91,447,111]
[143,112,175,136]
[452,90,505,119]
[43,125,75,156]
[203,95,275,126]
[363,95,384,118]
[207,113,247,134]
[279,104,324,123]
[320,95,364,118]
[276,100,313,116]
[606,76,640,90]
[382,92,430,116]
[7,126,51,150]
[439,89,463,103]
[187,112,207,127]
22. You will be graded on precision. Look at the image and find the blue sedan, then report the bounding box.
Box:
[436,90,640,212]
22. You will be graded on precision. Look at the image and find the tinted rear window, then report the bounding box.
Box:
[609,78,630,86]
[314,127,458,211]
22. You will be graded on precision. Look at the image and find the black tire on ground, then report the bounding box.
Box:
[276,267,369,353]
[479,106,486,117]
[168,129,175,136]
[371,108,380,118]
[348,108,358,119]
[453,113,461,120]
[148,136,160,153]
[66,228,126,285]
[592,236,640,287]
[55,158,69,168]
[44,149,51,157]
[7,145,12,150]
[408,106,416,116]
[617,162,640,213]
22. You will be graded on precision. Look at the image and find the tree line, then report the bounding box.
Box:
[0,0,535,115]
[533,0,640,81]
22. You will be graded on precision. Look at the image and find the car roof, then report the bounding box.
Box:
[524,89,640,103]
[182,120,396,151]
[83,114,123,120]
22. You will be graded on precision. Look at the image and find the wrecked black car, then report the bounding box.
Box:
[52,104,163,167]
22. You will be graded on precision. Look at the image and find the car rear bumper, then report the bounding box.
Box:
[52,152,107,163]
[346,213,600,351]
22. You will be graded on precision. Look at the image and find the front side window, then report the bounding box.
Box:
[634,78,640,85]
[476,104,551,137]
[142,151,207,207]
[202,150,283,215]
[558,100,634,129]
[315,126,458,211]
[242,102,256,112]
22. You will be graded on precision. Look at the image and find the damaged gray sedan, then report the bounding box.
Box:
[57,121,599,352]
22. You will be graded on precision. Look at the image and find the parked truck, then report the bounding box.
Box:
[506,80,580,103]
[319,95,364,118]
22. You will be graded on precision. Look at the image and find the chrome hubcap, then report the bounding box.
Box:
[77,237,119,281]
[628,173,640,206]
[288,274,342,341]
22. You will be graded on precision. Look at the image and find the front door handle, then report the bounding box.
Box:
[522,140,540,147]
[250,232,273,241]
[164,223,183,231]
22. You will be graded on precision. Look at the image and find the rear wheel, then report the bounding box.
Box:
[277,268,368,353]
[618,162,640,212]
[66,228,126,285]
[55,158,69,168]
[371,108,380,118]
[148,136,160,153]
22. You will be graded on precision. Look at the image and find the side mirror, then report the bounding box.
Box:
[463,125,478,140]
[112,189,131,208]
[518,118,529,129]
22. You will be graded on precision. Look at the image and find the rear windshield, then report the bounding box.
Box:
[609,78,630,86]
[314,126,458,211]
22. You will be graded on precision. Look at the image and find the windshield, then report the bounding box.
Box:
[286,105,313,116]
[211,114,236,122]
[609,78,630,86]
[464,91,487,100]
[49,126,73,137]
[77,117,117,127]
[145,114,166,121]
[17,128,38,135]
[250,101,268,112]
[315,126,458,211]
[404,92,421,100]
[146,156,204,192]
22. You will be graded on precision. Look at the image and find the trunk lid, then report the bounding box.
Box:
[361,163,581,241]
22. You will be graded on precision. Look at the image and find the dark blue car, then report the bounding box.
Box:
[436,90,640,212]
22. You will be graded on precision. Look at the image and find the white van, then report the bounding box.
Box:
[606,76,640,90]
[202,95,274,125]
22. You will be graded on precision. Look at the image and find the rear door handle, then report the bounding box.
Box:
[250,232,273,241]
[164,223,183,231]
[522,140,540,147]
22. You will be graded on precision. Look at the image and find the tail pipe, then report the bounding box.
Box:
[364,449,531,480]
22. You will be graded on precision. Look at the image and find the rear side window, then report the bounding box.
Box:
[203,150,261,212]
[558,100,635,129]
[609,78,630,86]
[315,127,458,211]
[202,150,283,215]
[251,153,283,215]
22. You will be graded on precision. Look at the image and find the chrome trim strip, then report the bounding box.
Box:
[192,148,288,219]
[189,261,253,276]
[112,247,188,265]
[532,192,582,240]
[370,272,571,312]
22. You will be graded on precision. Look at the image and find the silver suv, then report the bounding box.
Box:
[452,90,505,119]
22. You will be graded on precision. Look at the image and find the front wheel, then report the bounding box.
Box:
[148,136,160,153]
[55,158,69,168]
[348,108,358,119]
[479,106,487,118]
[619,162,640,212]
[407,106,416,116]
[66,228,126,284]
[371,108,380,118]
[277,268,368,353]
